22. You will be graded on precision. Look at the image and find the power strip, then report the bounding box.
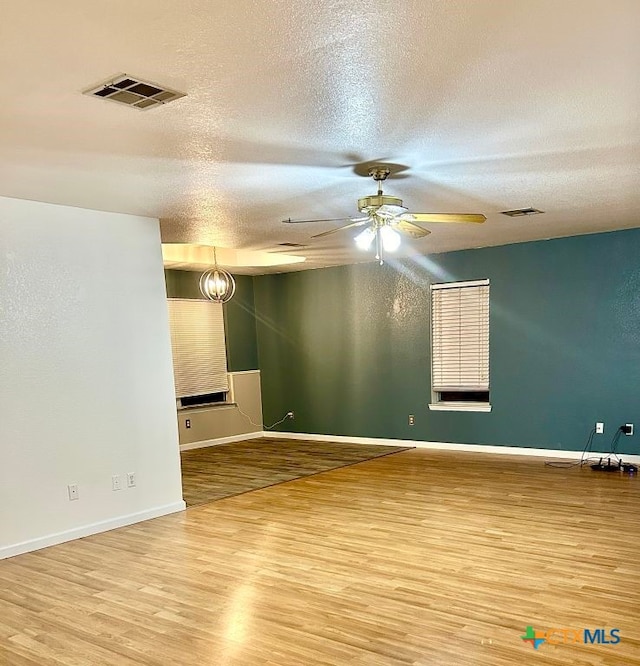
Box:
[590,458,638,474]
[590,460,621,472]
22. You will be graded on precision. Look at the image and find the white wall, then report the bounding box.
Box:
[0,197,185,559]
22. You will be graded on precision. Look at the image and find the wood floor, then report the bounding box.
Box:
[180,438,411,506]
[1,446,639,665]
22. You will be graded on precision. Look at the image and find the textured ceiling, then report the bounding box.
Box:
[1,0,639,273]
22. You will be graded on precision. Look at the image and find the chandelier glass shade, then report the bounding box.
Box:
[354,226,376,251]
[354,222,402,264]
[379,225,401,252]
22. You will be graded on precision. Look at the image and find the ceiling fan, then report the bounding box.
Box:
[283,166,486,264]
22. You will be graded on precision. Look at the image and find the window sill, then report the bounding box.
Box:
[428,402,492,413]
[177,402,237,413]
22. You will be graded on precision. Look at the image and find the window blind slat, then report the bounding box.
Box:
[167,299,229,398]
[431,282,490,393]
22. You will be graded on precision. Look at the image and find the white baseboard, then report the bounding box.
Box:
[262,431,640,463]
[180,431,263,452]
[0,501,186,561]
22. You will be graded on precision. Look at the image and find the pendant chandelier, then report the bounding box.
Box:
[199,247,236,303]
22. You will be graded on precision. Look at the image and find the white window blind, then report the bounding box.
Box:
[431,280,490,392]
[167,298,229,398]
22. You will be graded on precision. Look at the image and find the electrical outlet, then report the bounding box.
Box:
[112,475,122,491]
[623,423,634,436]
[287,411,294,419]
[595,422,604,434]
[408,414,415,426]
[68,484,79,501]
[127,472,136,488]
[185,419,191,429]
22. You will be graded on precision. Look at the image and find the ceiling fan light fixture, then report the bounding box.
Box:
[355,227,376,251]
[284,164,485,266]
[380,225,401,252]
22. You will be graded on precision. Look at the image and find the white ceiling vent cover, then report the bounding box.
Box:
[501,207,545,217]
[83,74,186,110]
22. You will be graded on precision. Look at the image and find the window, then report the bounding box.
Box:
[429,279,491,412]
[167,298,230,409]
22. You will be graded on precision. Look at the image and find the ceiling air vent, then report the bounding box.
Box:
[501,207,544,217]
[278,242,306,248]
[83,74,185,110]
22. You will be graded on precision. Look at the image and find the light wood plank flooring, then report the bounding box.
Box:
[1,446,639,665]
[180,438,410,506]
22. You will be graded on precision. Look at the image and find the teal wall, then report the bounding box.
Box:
[253,229,640,454]
[224,274,259,372]
[164,269,202,300]
[164,270,259,372]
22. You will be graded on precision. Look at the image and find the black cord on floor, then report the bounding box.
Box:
[544,428,596,468]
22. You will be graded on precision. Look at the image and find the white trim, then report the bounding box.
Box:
[261,431,640,463]
[228,369,260,376]
[180,431,263,452]
[177,402,238,416]
[178,402,237,413]
[431,278,489,290]
[429,403,492,412]
[0,501,186,560]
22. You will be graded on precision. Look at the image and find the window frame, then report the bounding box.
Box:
[166,298,232,410]
[428,278,491,413]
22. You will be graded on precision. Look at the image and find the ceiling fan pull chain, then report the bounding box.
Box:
[375,227,384,265]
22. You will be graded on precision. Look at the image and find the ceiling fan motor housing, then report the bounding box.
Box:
[358,194,404,214]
